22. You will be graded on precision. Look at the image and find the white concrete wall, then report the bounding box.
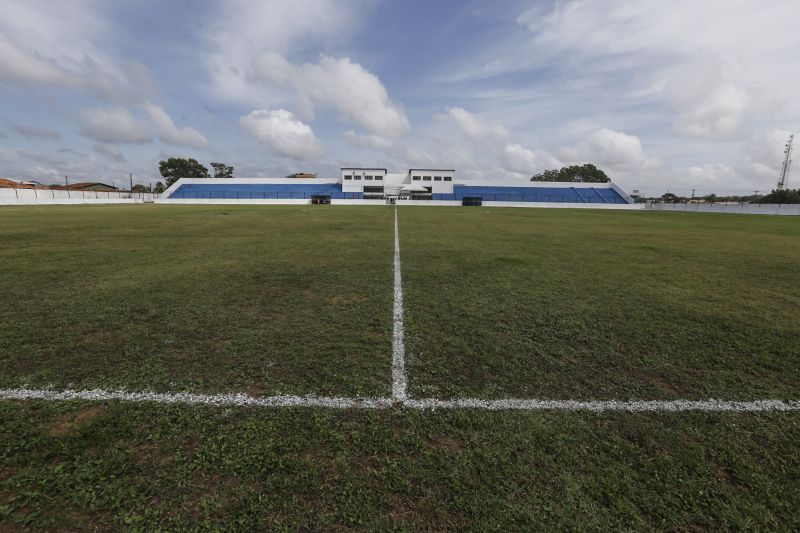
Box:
[1,198,144,206]
[0,188,156,205]
[483,201,645,210]
[648,203,800,216]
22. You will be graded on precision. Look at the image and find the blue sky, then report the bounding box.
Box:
[1,0,798,195]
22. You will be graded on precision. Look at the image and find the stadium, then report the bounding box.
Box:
[161,167,635,206]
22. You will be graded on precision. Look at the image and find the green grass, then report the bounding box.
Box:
[2,401,799,530]
[400,208,800,399]
[2,204,800,530]
[0,205,394,396]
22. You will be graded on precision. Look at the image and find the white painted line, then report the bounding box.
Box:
[404,398,800,412]
[0,388,393,409]
[3,388,799,412]
[392,206,408,402]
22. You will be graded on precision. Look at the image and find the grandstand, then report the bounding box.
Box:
[160,168,634,205]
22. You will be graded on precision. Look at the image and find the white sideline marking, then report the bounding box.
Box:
[0,388,393,409]
[392,206,408,401]
[403,398,800,412]
[2,388,799,412]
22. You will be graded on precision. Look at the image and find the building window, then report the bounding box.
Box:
[413,176,421,181]
[374,175,383,180]
[344,175,352,180]
[363,186,384,193]
[365,175,373,180]
[444,176,452,181]
[423,176,432,181]
[434,176,442,181]
[354,176,361,180]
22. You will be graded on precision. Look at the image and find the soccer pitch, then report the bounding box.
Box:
[2,205,799,529]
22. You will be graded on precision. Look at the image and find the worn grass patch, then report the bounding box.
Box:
[0,205,393,396]
[400,208,800,399]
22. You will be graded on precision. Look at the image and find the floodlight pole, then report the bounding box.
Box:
[65,175,70,199]
[777,134,794,190]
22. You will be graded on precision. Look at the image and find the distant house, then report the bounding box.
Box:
[53,182,118,191]
[286,173,317,179]
[0,178,44,189]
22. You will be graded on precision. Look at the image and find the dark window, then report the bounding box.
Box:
[423,176,432,181]
[413,176,421,181]
[444,176,452,181]
[363,186,384,193]
[434,176,442,181]
[344,175,352,180]
[374,175,383,180]
[365,175,373,180]
[354,176,361,180]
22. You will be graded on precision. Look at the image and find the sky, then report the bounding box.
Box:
[0,0,798,196]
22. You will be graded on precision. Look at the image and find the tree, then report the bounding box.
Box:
[661,192,678,203]
[704,193,717,203]
[158,158,209,187]
[154,181,166,194]
[758,189,800,204]
[210,162,234,179]
[531,163,610,183]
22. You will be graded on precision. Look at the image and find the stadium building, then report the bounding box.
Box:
[161,167,634,206]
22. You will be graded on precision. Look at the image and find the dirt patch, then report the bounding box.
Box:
[434,435,463,453]
[49,405,106,438]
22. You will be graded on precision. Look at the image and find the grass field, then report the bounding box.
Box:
[2,204,799,529]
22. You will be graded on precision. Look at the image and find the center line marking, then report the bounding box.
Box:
[392,206,408,402]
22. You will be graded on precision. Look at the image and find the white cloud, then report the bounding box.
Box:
[252,53,410,137]
[93,143,126,162]
[141,103,208,149]
[0,2,154,102]
[441,107,509,144]
[586,128,646,167]
[204,0,365,104]
[240,109,323,160]
[343,130,393,151]
[79,107,151,144]
[501,144,539,175]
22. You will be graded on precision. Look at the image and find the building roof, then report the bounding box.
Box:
[53,182,118,191]
[340,167,388,171]
[408,168,455,172]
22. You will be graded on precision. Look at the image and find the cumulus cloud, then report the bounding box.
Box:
[204,0,365,104]
[8,121,62,140]
[343,131,393,151]
[79,107,151,144]
[93,143,126,162]
[0,3,155,102]
[141,103,208,149]
[240,109,323,160]
[586,128,646,166]
[252,53,410,137]
[441,107,509,144]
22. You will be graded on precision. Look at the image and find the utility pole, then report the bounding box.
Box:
[129,173,133,198]
[690,188,695,203]
[777,134,794,190]
[65,174,70,199]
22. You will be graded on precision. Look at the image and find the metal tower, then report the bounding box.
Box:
[777,134,794,190]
